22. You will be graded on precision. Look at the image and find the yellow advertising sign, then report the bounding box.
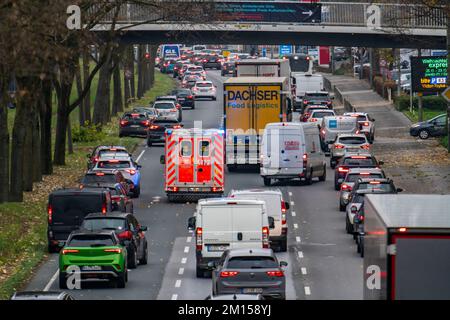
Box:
[222,50,231,58]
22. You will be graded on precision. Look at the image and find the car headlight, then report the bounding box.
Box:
[411,124,420,128]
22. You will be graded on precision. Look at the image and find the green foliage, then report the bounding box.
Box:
[395,95,447,111]
[72,122,105,142]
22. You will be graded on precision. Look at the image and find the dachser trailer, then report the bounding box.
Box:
[161,128,224,202]
[364,194,450,300]
[223,77,291,170]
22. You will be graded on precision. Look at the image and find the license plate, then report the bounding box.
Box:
[243,288,263,294]
[130,125,140,128]
[208,245,229,252]
[178,98,185,101]
[347,148,360,152]
[82,266,102,271]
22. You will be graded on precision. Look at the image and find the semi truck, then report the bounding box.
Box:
[223,77,291,170]
[363,194,450,300]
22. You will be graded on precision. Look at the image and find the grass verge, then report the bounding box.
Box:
[0,70,175,299]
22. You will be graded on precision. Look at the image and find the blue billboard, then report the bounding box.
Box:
[162,44,181,59]
[279,45,293,56]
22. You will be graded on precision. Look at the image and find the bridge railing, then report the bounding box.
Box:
[92,1,447,30]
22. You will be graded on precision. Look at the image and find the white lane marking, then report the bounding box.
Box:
[184,246,190,253]
[175,280,182,288]
[296,236,301,243]
[288,192,293,197]
[186,237,192,243]
[171,294,178,300]
[305,286,311,295]
[290,201,295,206]
[181,257,187,264]
[44,270,59,292]
[298,251,304,258]
[293,223,298,229]
[136,150,146,162]
[292,211,296,217]
[178,268,185,275]
[301,268,307,275]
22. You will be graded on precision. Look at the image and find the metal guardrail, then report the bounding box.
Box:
[91,1,447,30]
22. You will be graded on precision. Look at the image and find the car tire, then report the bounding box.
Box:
[319,165,326,182]
[357,238,361,253]
[212,97,217,101]
[360,239,364,258]
[227,164,237,172]
[263,177,271,186]
[117,271,126,288]
[346,216,352,234]
[191,105,195,110]
[280,239,288,252]
[305,169,313,185]
[48,243,59,253]
[128,246,138,269]
[147,140,152,147]
[196,265,204,278]
[339,203,346,212]
[59,272,67,289]
[418,129,430,140]
[132,186,140,198]
[139,243,148,265]
[334,179,340,191]
[330,158,336,169]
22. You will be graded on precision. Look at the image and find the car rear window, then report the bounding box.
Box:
[312,111,334,118]
[338,137,367,144]
[346,173,383,183]
[154,103,175,109]
[51,194,104,222]
[343,157,376,166]
[153,120,178,125]
[227,256,278,269]
[81,218,127,232]
[196,83,212,88]
[67,234,115,247]
[81,174,116,184]
[156,97,176,101]
[99,150,128,158]
[97,161,131,169]
[306,93,328,98]
[174,89,191,96]
[188,67,203,72]
[357,115,368,122]
[123,114,146,121]
[357,183,394,193]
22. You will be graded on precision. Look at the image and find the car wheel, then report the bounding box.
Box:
[319,165,326,182]
[48,243,59,253]
[227,164,237,172]
[117,271,126,288]
[196,265,204,278]
[191,105,195,110]
[330,158,336,169]
[339,202,346,212]
[212,97,217,101]
[263,177,271,186]
[360,239,364,258]
[346,216,352,234]
[305,169,313,185]
[147,140,152,147]
[132,186,140,198]
[139,243,148,265]
[59,272,67,289]
[418,129,430,139]
[128,246,138,269]
[334,179,340,191]
[280,239,287,252]
[357,238,361,253]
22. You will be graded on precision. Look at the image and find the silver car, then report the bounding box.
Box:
[338,167,385,211]
[330,133,370,169]
[152,100,181,122]
[343,112,376,143]
[210,248,287,300]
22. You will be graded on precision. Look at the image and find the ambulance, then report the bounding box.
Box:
[160,128,225,202]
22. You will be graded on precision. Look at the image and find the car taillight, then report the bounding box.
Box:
[309,118,318,122]
[187,95,193,99]
[303,100,308,104]
[62,249,79,255]
[104,248,122,253]
[47,204,53,223]
[220,271,239,278]
[176,104,181,109]
[262,226,269,248]
[338,167,349,173]
[93,156,99,163]
[363,122,369,126]
[341,184,352,191]
[196,227,203,251]
[120,120,128,127]
[111,195,121,203]
[357,214,365,222]
[173,125,182,129]
[303,153,308,168]
[355,130,360,134]
[141,120,150,126]
[334,144,345,149]
[118,230,133,240]
[266,271,284,277]
[321,129,326,135]
[281,201,287,214]
[150,125,159,130]
[361,144,370,150]
[102,201,107,214]
[125,169,136,175]
[95,172,105,176]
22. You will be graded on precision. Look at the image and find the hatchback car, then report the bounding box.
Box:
[147,119,183,146]
[334,153,383,190]
[202,54,221,70]
[302,91,333,109]
[343,112,376,143]
[330,134,371,168]
[132,107,159,122]
[308,109,336,123]
[182,74,203,89]
[119,112,150,137]
[410,113,447,140]
[81,213,148,269]
[81,183,133,213]
[210,248,287,300]
[152,100,181,122]
[155,96,182,121]
[299,106,329,122]
[186,65,206,78]
[170,88,195,109]
[87,146,130,170]
[192,81,217,100]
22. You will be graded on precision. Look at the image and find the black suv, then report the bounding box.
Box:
[170,89,195,109]
[47,188,113,252]
[81,212,148,268]
[334,153,384,190]
[202,55,221,70]
[119,112,150,137]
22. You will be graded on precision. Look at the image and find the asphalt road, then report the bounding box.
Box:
[25,70,363,300]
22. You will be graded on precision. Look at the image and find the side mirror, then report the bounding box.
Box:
[268,217,275,229]
[160,155,166,165]
[280,261,288,268]
[378,160,384,165]
[187,217,196,231]
[396,188,404,193]
[140,226,148,232]
[207,261,217,269]
[284,201,290,210]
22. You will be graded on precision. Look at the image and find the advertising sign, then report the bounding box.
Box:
[162,44,181,59]
[279,45,293,56]
[411,56,448,93]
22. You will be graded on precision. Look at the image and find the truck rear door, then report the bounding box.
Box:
[196,137,212,185]
[231,205,263,249]
[178,137,194,183]
[201,207,233,256]
[279,130,303,170]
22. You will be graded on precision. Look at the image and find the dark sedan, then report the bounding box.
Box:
[202,54,221,70]
[147,119,183,146]
[170,88,195,109]
[410,114,447,139]
[119,112,150,137]
[221,61,236,76]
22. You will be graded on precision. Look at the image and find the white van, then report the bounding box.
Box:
[228,189,289,252]
[260,122,326,186]
[293,74,324,111]
[319,116,359,153]
[187,198,274,278]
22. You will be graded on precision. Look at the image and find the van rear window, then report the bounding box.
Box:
[81,174,116,184]
[51,194,104,222]
[227,256,278,269]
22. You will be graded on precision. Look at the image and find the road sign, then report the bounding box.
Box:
[411,56,448,93]
[442,87,450,103]
[279,45,293,56]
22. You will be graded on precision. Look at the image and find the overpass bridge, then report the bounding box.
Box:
[91,1,447,48]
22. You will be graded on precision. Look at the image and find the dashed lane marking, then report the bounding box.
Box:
[290,201,295,206]
[292,211,296,217]
[301,268,307,275]
[178,268,185,275]
[171,294,178,300]
[136,150,146,162]
[186,237,192,243]
[181,257,187,264]
[296,236,301,243]
[298,251,304,258]
[175,280,182,288]
[305,286,311,295]
[184,246,190,253]
[293,223,298,229]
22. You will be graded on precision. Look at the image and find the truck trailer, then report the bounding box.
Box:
[364,194,450,300]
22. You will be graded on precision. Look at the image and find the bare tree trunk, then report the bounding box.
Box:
[149,45,158,88]
[76,60,85,126]
[54,73,74,166]
[83,49,91,124]
[40,79,53,175]
[137,45,144,99]
[0,75,9,203]
[130,46,136,100]
[112,49,123,115]
[32,109,41,182]
[93,58,112,126]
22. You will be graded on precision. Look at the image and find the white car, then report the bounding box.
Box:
[186,66,206,79]
[308,109,336,123]
[343,112,375,143]
[152,100,181,122]
[192,81,217,100]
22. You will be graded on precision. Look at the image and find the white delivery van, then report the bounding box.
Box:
[319,116,359,153]
[293,73,324,111]
[260,122,326,186]
[228,189,289,252]
[188,198,274,278]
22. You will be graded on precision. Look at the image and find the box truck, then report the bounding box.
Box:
[364,194,450,300]
[223,77,291,169]
[235,58,291,79]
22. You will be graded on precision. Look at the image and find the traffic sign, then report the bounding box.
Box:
[442,87,450,103]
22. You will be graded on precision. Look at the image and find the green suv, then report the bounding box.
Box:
[59,230,127,289]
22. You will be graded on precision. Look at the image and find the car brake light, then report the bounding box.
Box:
[281,201,287,214]
[102,201,107,214]
[173,125,182,129]
[321,129,326,135]
[302,153,308,168]
[220,271,239,278]
[196,227,203,250]
[334,144,345,149]
[266,271,284,277]
[141,120,150,126]
[95,172,105,176]
[355,130,360,134]
[338,167,349,173]
[360,172,371,175]
[361,144,370,150]
[120,120,128,127]
[109,160,120,163]
[118,230,133,240]
[398,227,407,232]
[62,249,79,255]
[309,118,318,122]
[303,100,308,104]
[104,248,122,253]
[176,104,181,109]
[350,156,368,159]
[93,156,99,163]
[150,125,159,130]
[341,184,352,191]
[47,204,53,223]
[369,181,381,184]
[187,95,193,99]
[363,122,369,126]
[262,226,269,248]
[125,169,136,175]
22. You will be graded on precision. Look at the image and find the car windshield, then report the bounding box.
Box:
[346,173,383,183]
[357,183,395,193]
[154,103,175,109]
[343,157,376,166]
[81,174,115,184]
[81,218,127,231]
[312,111,334,118]
[196,83,212,88]
[97,161,131,169]
[227,256,278,269]
[338,137,367,145]
[67,235,115,247]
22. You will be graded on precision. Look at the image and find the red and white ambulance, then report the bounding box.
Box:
[161,128,225,202]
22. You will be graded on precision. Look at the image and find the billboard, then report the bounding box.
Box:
[162,44,181,59]
[215,2,321,23]
[411,56,448,93]
[279,45,293,56]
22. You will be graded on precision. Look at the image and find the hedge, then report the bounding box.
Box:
[394,95,448,111]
